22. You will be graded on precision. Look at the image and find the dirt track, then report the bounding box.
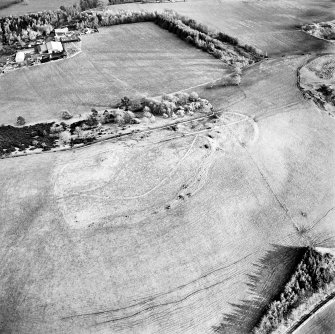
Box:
[288,293,335,334]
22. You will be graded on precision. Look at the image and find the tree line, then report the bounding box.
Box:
[98,10,264,65]
[1,5,264,66]
[253,247,335,334]
[0,3,101,45]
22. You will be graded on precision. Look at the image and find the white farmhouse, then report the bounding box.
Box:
[54,27,69,41]
[15,51,25,63]
[46,41,63,53]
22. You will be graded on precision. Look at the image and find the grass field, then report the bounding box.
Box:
[295,300,335,334]
[0,22,225,125]
[0,0,22,11]
[0,0,74,16]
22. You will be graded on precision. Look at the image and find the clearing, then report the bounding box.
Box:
[0,22,225,125]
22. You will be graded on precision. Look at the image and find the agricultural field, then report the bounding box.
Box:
[1,0,335,334]
[0,0,23,11]
[0,22,225,125]
[105,0,335,56]
[1,53,335,333]
[0,0,74,16]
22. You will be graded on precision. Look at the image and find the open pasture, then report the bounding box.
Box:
[1,54,335,333]
[0,22,224,125]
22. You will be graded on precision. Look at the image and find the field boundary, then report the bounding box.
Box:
[0,110,221,160]
[296,53,335,119]
[287,292,335,333]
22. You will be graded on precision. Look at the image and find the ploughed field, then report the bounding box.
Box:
[0,22,224,125]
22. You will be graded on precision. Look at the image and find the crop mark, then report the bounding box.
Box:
[222,118,310,245]
[57,135,199,203]
[94,274,236,326]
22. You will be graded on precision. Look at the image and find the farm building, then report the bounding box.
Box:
[46,41,63,53]
[60,35,81,43]
[15,52,25,63]
[62,39,82,54]
[54,28,69,41]
[36,44,48,53]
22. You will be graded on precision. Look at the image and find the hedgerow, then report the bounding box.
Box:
[253,247,335,334]
[99,10,264,65]
[1,7,264,65]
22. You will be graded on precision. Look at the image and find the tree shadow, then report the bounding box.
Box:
[213,245,307,334]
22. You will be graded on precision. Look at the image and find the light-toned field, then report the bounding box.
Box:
[295,300,335,334]
[0,22,224,125]
[1,53,335,334]
[0,0,75,16]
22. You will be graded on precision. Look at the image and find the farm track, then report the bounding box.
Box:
[288,292,335,334]
[61,252,254,325]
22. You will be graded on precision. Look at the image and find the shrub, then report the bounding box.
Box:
[59,131,72,145]
[120,96,131,110]
[61,110,73,120]
[175,92,189,105]
[16,116,26,126]
[143,106,151,113]
[189,92,199,102]
[85,114,98,127]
